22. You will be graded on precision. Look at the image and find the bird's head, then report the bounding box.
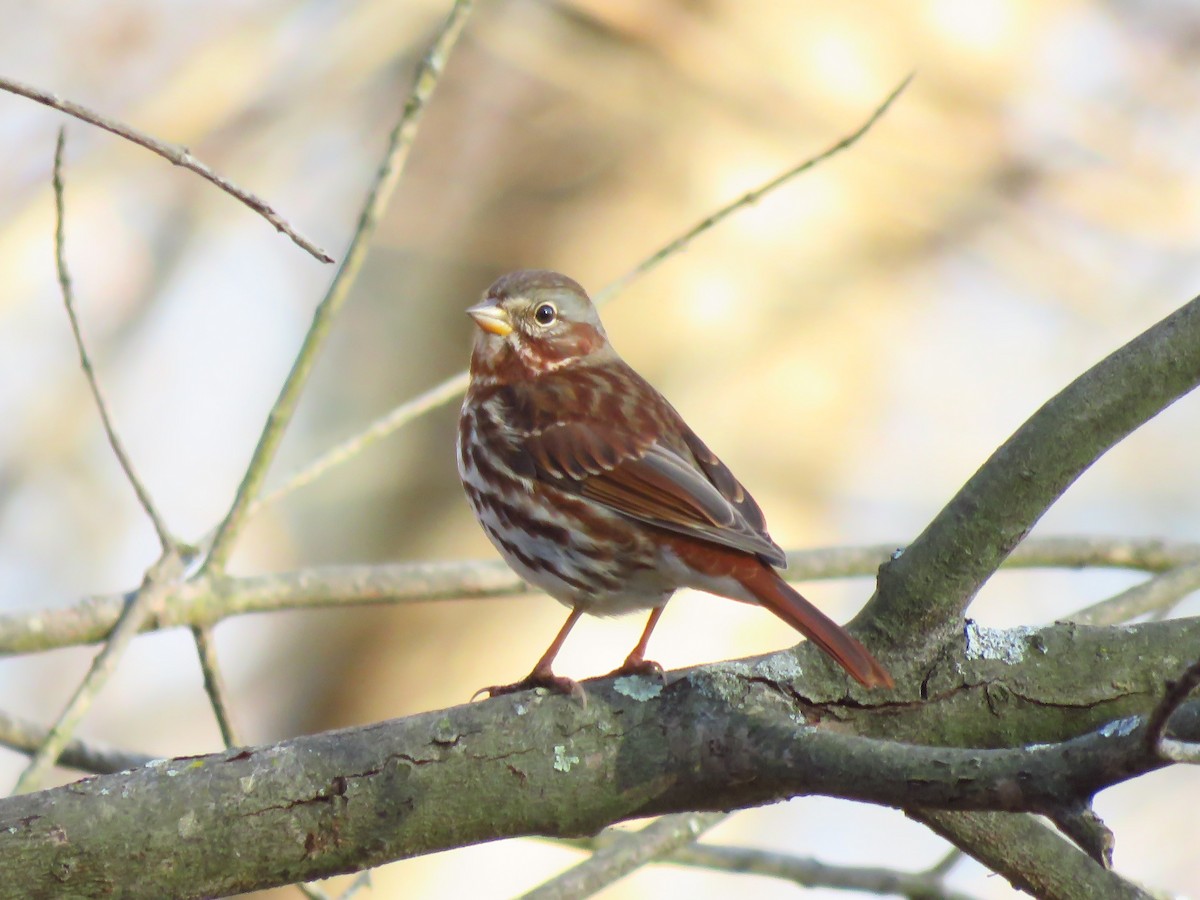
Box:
[466,270,614,379]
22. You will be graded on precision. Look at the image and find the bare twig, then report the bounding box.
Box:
[593,73,913,304]
[337,871,373,900]
[629,840,977,899]
[1004,535,1200,573]
[191,626,242,748]
[253,371,470,516]
[52,128,175,550]
[542,817,965,900]
[236,75,913,521]
[14,136,187,794]
[521,813,726,900]
[294,859,372,900]
[0,708,152,775]
[1,76,333,264]
[924,847,965,878]
[14,553,184,793]
[200,0,474,576]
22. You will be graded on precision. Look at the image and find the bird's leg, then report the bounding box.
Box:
[608,605,667,681]
[475,607,586,702]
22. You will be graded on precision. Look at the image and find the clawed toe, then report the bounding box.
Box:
[471,671,586,705]
[607,657,666,682]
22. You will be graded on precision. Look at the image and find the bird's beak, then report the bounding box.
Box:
[466,301,513,337]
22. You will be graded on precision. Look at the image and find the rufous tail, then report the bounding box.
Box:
[739,566,894,689]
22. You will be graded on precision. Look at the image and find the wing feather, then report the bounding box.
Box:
[526,421,786,565]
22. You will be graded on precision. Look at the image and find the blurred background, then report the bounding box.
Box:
[2,0,1199,896]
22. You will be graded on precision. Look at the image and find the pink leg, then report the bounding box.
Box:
[608,606,667,680]
[475,608,586,702]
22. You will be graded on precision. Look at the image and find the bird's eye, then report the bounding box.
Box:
[533,303,557,326]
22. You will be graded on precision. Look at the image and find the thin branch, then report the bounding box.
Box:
[593,73,913,305]
[522,813,725,900]
[0,559,520,654]
[1004,535,1200,573]
[191,625,242,748]
[0,708,152,775]
[1071,561,1200,626]
[13,553,184,793]
[336,871,373,900]
[924,848,965,878]
[13,136,189,794]
[52,128,175,550]
[252,371,470,517]
[234,75,912,522]
[631,840,976,900]
[5,537,1200,655]
[200,0,474,576]
[296,875,374,900]
[0,76,333,264]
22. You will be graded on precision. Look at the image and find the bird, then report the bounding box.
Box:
[456,269,893,699]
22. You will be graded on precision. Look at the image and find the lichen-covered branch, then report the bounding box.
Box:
[0,618,1194,898]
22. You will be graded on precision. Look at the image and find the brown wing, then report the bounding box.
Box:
[524,418,787,567]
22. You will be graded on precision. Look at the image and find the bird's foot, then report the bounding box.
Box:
[607,655,666,682]
[472,668,586,705]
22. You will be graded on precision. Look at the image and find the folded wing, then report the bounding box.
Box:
[524,419,787,567]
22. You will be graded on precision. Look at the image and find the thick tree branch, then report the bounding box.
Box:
[0,619,1195,898]
[865,296,1200,649]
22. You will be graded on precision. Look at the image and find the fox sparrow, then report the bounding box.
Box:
[457,269,893,698]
